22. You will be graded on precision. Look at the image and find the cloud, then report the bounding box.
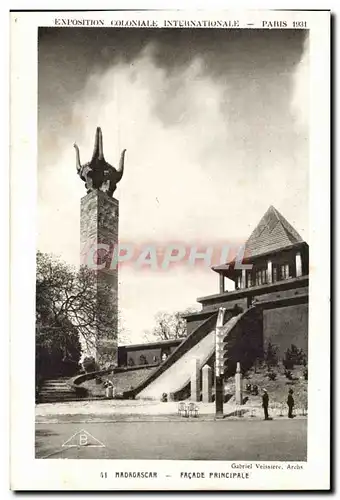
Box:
[38,41,309,342]
[291,36,309,132]
[39,48,232,341]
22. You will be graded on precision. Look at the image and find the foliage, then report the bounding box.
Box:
[36,251,121,377]
[266,371,277,381]
[144,307,199,341]
[36,251,119,348]
[82,356,97,373]
[264,341,279,369]
[283,344,306,370]
[36,315,81,380]
[139,355,148,365]
[284,369,293,380]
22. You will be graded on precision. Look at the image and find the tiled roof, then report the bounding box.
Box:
[242,205,303,259]
[215,206,304,269]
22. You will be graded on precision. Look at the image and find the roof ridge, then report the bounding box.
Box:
[271,207,303,243]
[227,206,305,265]
[244,206,273,245]
[270,205,282,221]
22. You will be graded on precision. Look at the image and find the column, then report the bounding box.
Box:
[215,374,224,418]
[241,268,246,289]
[235,362,243,405]
[267,259,273,284]
[190,358,200,402]
[219,274,225,294]
[296,252,302,277]
[202,365,212,403]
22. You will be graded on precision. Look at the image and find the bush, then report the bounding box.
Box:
[82,356,97,373]
[283,358,294,370]
[266,371,277,381]
[161,392,168,402]
[284,344,306,370]
[284,369,293,380]
[139,355,148,365]
[264,341,279,369]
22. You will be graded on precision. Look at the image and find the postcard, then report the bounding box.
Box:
[10,9,330,490]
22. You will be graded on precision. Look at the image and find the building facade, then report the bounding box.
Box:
[121,206,308,399]
[118,339,182,368]
[186,205,309,362]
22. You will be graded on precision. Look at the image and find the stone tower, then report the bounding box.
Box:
[74,127,126,366]
[80,191,119,365]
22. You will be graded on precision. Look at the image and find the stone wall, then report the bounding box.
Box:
[255,286,308,305]
[196,277,308,365]
[202,297,248,313]
[125,345,179,367]
[186,317,208,336]
[263,303,308,358]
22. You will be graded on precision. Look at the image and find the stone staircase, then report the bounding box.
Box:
[134,313,244,400]
[38,378,78,403]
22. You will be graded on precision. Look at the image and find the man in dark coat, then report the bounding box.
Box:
[262,388,269,420]
[287,389,294,418]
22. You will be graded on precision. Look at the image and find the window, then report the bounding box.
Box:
[280,264,290,280]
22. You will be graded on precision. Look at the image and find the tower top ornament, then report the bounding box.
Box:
[74,127,126,197]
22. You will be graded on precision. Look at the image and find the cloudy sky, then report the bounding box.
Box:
[38,27,309,343]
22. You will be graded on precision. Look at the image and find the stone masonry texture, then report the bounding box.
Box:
[80,190,119,366]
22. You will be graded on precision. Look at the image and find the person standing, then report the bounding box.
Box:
[287,389,294,418]
[262,388,269,420]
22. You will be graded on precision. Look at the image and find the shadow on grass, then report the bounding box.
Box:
[223,409,249,418]
[35,429,59,438]
[35,429,62,458]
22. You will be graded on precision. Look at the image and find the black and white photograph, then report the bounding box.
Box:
[10,9,330,491]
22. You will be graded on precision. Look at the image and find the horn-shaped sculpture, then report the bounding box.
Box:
[74,127,126,197]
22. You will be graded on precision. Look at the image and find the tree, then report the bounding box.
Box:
[36,319,82,380]
[283,344,306,369]
[36,251,119,370]
[264,341,279,369]
[144,307,199,341]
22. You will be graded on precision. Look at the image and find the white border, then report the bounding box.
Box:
[9,9,330,491]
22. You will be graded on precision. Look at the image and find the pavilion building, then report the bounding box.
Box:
[118,206,308,400]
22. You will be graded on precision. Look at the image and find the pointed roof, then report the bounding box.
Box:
[214,206,305,271]
[243,205,304,259]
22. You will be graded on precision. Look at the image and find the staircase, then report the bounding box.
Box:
[133,312,246,400]
[38,378,78,403]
